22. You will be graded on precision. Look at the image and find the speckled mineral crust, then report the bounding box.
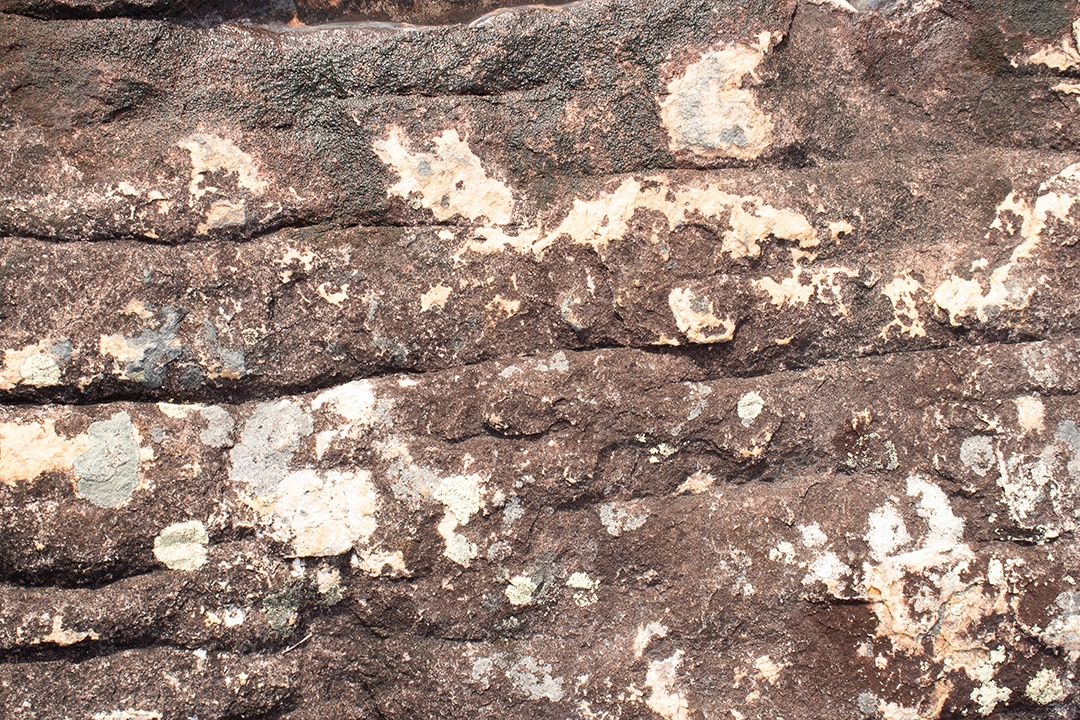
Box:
[2,0,1080,718]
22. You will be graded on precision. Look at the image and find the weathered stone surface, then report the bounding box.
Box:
[2,0,1080,718]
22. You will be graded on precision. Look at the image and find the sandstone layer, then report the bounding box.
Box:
[2,0,1080,718]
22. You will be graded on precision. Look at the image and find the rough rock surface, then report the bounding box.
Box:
[2,0,1080,718]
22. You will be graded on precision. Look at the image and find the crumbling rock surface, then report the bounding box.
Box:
[2,0,1080,718]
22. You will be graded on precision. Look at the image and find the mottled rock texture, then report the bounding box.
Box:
[3,0,1080,718]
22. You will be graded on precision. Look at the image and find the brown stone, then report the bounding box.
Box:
[1,0,1079,718]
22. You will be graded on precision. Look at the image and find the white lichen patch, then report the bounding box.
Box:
[262,469,379,557]
[659,42,775,161]
[667,288,735,344]
[645,651,691,720]
[471,653,565,702]
[506,656,566,702]
[199,405,235,448]
[0,419,91,485]
[599,502,648,536]
[156,402,203,419]
[1014,395,1045,435]
[433,473,485,567]
[278,247,315,282]
[864,504,911,562]
[1025,668,1065,705]
[153,520,209,571]
[995,420,1080,536]
[566,571,600,607]
[178,133,268,203]
[737,391,764,427]
[230,401,381,557]
[420,284,452,312]
[316,282,349,306]
[204,607,246,627]
[859,477,1011,683]
[310,380,379,433]
[505,575,538,606]
[373,126,515,225]
[634,621,669,657]
[451,174,816,262]
[535,351,569,373]
[769,541,796,564]
[959,435,995,477]
[880,272,927,339]
[0,341,67,390]
[802,550,852,595]
[933,163,1080,324]
[798,522,828,548]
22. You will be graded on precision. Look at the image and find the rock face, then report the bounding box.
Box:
[2,0,1080,718]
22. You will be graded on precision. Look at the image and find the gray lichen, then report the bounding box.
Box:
[229,401,313,493]
[119,306,185,388]
[73,411,140,508]
[199,405,235,448]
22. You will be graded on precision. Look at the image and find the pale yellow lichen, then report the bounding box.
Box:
[1025,669,1064,705]
[0,342,64,390]
[454,176,816,262]
[420,284,452,312]
[754,260,857,314]
[505,575,538,605]
[0,419,91,485]
[178,133,268,203]
[566,571,599,607]
[40,615,98,646]
[668,288,735,344]
[1014,395,1045,435]
[674,470,715,495]
[880,272,927,339]
[659,44,774,160]
[99,334,144,364]
[153,520,210,571]
[434,473,485,567]
[196,199,246,234]
[353,549,408,577]
[644,651,691,720]
[486,295,521,320]
[373,126,515,225]
[933,163,1080,324]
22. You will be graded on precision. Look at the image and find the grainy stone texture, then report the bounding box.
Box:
[2,0,1080,718]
